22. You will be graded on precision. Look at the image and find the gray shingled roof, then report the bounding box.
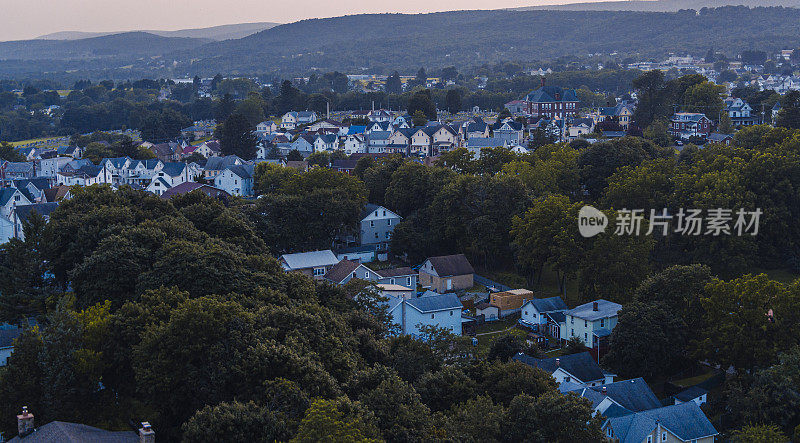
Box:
[406,293,462,313]
[0,327,22,348]
[674,385,708,402]
[323,259,361,284]
[8,421,137,442]
[426,254,474,277]
[589,378,661,412]
[280,250,339,270]
[513,351,605,383]
[13,203,59,222]
[376,267,415,278]
[606,402,718,443]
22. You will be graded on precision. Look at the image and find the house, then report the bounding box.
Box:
[673,386,708,407]
[565,299,622,360]
[504,100,528,114]
[159,182,230,200]
[601,402,718,443]
[181,122,216,139]
[1,162,35,182]
[342,134,367,155]
[564,377,661,416]
[42,185,72,203]
[463,118,490,140]
[492,120,524,144]
[360,204,401,256]
[280,250,340,279]
[151,142,182,162]
[38,157,71,179]
[669,113,712,140]
[368,109,392,122]
[12,178,50,203]
[475,302,500,321]
[125,159,164,186]
[214,164,254,197]
[193,140,221,158]
[523,79,579,118]
[568,118,596,140]
[0,215,13,244]
[56,145,82,158]
[313,134,339,152]
[376,284,414,300]
[513,351,615,388]
[375,267,417,289]
[384,292,463,336]
[281,111,318,130]
[706,133,733,145]
[489,289,534,317]
[203,155,244,179]
[723,97,760,126]
[0,326,22,366]
[366,131,393,153]
[520,296,568,331]
[255,120,278,134]
[7,413,142,442]
[419,254,474,293]
[1,188,32,218]
[323,259,377,285]
[465,137,511,158]
[289,135,315,157]
[595,103,634,130]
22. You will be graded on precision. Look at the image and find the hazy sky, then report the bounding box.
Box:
[1,0,594,41]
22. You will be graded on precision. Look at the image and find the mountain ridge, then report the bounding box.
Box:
[33,22,280,42]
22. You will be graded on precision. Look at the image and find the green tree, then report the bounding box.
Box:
[632,70,667,128]
[775,90,800,129]
[504,392,604,442]
[292,398,380,443]
[411,110,427,127]
[219,113,257,159]
[182,401,291,443]
[683,81,724,122]
[603,301,688,379]
[643,119,672,147]
[359,376,432,442]
[0,141,24,161]
[445,89,462,114]
[730,425,790,443]
[407,90,436,121]
[385,71,402,94]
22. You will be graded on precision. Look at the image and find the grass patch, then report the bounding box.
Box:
[475,326,527,357]
[672,370,715,388]
[10,136,65,147]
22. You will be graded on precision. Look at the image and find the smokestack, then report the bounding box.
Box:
[17,406,34,438]
[593,302,599,311]
[555,358,560,367]
[139,422,155,443]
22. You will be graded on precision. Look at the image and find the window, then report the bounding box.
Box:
[662,432,667,441]
[584,333,588,342]
[352,272,356,278]
[584,320,588,327]
[390,278,395,284]
[365,271,370,279]
[313,267,325,276]
[382,210,386,216]
[570,316,574,324]
[571,328,574,336]
[407,277,411,286]
[370,220,374,227]
[431,314,435,319]
[387,219,391,226]
[524,311,528,316]
[450,310,453,316]
[374,233,378,239]
[647,437,652,443]
[600,318,605,328]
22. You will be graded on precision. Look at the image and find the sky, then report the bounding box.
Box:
[0,0,602,41]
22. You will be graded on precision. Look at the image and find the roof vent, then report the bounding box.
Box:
[593,302,599,311]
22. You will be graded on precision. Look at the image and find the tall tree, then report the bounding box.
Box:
[219,113,257,159]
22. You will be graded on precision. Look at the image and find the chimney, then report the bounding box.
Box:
[555,358,560,367]
[139,422,155,443]
[593,302,599,311]
[17,406,34,438]
[602,386,607,394]
[541,77,546,88]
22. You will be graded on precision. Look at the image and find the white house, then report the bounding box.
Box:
[384,292,463,336]
[213,164,254,197]
[281,111,318,130]
[674,386,708,407]
[520,296,568,331]
[342,134,367,155]
[313,134,339,152]
[513,352,615,388]
[564,299,622,348]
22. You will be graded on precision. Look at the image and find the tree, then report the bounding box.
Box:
[411,110,427,127]
[215,93,236,121]
[683,81,724,122]
[0,141,24,161]
[407,90,436,121]
[287,149,304,161]
[414,67,427,87]
[414,367,477,412]
[775,90,800,129]
[292,398,380,443]
[730,425,790,443]
[358,376,432,442]
[487,333,525,362]
[578,136,670,200]
[440,66,458,82]
[643,119,672,146]
[219,113,257,159]
[504,392,604,442]
[437,396,505,441]
[578,230,653,304]
[385,71,402,94]
[183,401,291,443]
[564,336,586,355]
[632,70,667,128]
[634,264,713,333]
[717,111,734,134]
[445,89,462,114]
[481,361,557,405]
[603,301,688,379]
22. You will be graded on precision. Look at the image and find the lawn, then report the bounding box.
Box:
[671,370,716,388]
[10,136,65,147]
[480,265,582,306]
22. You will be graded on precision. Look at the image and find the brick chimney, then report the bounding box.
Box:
[602,386,607,394]
[139,422,155,443]
[593,301,599,311]
[17,406,34,438]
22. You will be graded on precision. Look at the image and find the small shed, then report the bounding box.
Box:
[489,289,534,317]
[475,302,500,322]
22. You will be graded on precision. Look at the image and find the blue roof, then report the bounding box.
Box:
[674,386,708,402]
[161,162,186,177]
[514,351,606,384]
[589,378,661,412]
[466,137,508,148]
[347,125,366,134]
[406,293,462,313]
[606,402,718,443]
[593,328,613,338]
[0,326,22,348]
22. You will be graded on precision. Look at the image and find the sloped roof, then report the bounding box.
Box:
[14,203,59,222]
[674,385,708,402]
[525,85,578,103]
[606,402,718,443]
[589,378,661,412]
[406,293,462,313]
[567,299,622,321]
[160,162,186,177]
[524,296,567,313]
[205,155,242,171]
[280,250,339,270]
[513,351,605,383]
[377,267,415,278]
[159,182,230,199]
[0,188,23,206]
[466,137,508,148]
[7,421,137,443]
[225,164,254,179]
[323,259,362,284]
[425,254,474,277]
[0,326,22,348]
